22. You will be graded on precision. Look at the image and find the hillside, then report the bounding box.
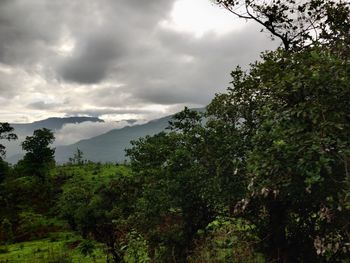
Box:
[54,115,172,163]
[5,117,104,162]
[6,109,205,164]
[11,117,104,134]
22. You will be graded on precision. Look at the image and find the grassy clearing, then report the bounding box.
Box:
[0,232,107,263]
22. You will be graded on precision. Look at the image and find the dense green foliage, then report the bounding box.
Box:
[0,155,136,262]
[0,1,349,262]
[206,47,350,261]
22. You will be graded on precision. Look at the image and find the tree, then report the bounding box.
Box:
[0,218,13,244]
[58,181,94,231]
[21,128,55,180]
[127,109,223,262]
[206,46,350,262]
[215,0,350,51]
[206,2,350,261]
[0,123,17,183]
[63,176,140,262]
[68,148,85,165]
[0,122,17,158]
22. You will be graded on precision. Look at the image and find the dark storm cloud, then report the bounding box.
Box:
[0,0,277,122]
[59,33,122,84]
[107,0,174,25]
[57,0,175,84]
[116,25,275,105]
[0,0,66,65]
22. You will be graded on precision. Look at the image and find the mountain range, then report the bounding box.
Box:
[5,114,174,164]
[11,117,104,133]
[55,115,172,163]
[5,117,103,163]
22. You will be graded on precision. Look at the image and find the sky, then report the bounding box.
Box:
[0,0,277,124]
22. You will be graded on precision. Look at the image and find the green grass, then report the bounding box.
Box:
[53,163,131,188]
[0,232,107,263]
[0,164,131,262]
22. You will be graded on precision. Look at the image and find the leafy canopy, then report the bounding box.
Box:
[21,128,55,179]
[215,0,350,50]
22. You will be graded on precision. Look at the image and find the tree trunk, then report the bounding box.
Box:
[267,199,289,263]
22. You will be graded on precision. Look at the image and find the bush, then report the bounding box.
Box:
[189,217,264,263]
[77,239,95,257]
[123,231,150,263]
[0,247,9,254]
[16,212,62,241]
[0,218,13,244]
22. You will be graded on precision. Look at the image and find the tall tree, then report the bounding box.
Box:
[126,108,220,262]
[21,128,55,180]
[69,148,85,165]
[206,45,350,262]
[0,123,17,183]
[208,3,350,260]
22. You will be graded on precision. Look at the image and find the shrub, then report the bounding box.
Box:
[0,218,13,245]
[189,217,264,263]
[16,212,62,241]
[123,231,150,263]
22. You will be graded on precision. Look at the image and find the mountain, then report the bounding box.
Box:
[54,108,206,163]
[6,108,205,164]
[4,117,104,162]
[54,115,172,163]
[11,117,103,134]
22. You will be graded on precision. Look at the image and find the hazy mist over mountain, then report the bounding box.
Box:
[5,108,205,164]
[4,114,167,164]
[4,117,113,161]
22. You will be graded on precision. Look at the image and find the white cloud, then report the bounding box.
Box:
[54,120,144,146]
[161,0,245,37]
[0,0,277,123]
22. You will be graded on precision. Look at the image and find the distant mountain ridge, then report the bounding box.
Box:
[54,115,172,163]
[55,108,206,163]
[5,116,104,162]
[6,108,205,164]
[11,116,104,133]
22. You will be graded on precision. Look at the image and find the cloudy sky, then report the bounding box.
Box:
[0,0,277,123]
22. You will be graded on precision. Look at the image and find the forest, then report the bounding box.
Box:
[0,0,350,262]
